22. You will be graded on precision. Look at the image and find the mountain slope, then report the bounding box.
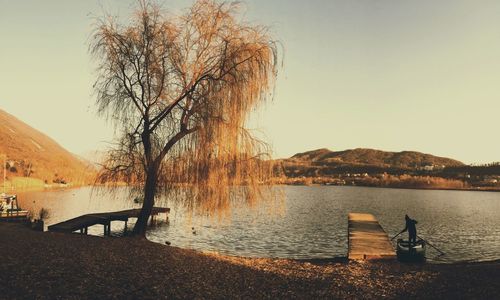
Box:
[0,108,93,184]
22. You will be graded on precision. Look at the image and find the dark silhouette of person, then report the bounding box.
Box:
[399,214,418,250]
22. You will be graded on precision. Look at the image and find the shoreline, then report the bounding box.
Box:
[279,183,500,192]
[201,251,500,266]
[292,256,500,265]
[3,182,91,194]
[1,222,499,299]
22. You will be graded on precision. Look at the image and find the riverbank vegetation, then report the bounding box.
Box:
[272,174,472,190]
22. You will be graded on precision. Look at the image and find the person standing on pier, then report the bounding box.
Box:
[399,214,418,249]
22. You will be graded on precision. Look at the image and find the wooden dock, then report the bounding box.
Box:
[48,207,170,235]
[348,212,396,260]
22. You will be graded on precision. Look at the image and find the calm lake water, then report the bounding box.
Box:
[17,186,500,263]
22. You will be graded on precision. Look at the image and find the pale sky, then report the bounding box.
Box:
[1,0,499,164]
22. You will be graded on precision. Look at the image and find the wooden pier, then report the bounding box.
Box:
[348,213,396,260]
[48,207,170,235]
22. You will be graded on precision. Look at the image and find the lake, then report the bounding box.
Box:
[17,185,500,263]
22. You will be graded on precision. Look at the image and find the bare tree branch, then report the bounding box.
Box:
[90,0,279,236]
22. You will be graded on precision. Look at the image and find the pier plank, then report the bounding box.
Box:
[348,213,396,260]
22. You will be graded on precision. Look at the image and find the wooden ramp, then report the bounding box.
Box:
[348,213,396,260]
[48,207,169,235]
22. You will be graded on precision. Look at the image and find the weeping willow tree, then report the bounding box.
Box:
[90,0,278,236]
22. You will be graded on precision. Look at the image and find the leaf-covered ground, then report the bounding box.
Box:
[0,223,498,299]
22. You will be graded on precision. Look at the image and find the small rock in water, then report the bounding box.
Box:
[165,241,171,245]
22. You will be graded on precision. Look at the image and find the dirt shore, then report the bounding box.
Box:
[0,223,498,299]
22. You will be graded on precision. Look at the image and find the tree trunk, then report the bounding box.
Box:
[133,167,157,236]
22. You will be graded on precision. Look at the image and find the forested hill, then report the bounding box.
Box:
[274,148,500,189]
[0,108,94,184]
[275,148,465,179]
[288,148,464,169]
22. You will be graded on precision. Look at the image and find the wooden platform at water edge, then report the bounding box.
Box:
[48,207,170,236]
[348,213,396,260]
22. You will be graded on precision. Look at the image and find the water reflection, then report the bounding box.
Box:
[17,186,500,263]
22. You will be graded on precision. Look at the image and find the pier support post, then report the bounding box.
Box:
[103,222,111,236]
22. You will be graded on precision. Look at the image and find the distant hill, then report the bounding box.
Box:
[276,148,465,178]
[0,108,94,184]
[290,148,464,168]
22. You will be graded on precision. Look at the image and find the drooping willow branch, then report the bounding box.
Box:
[90,0,279,217]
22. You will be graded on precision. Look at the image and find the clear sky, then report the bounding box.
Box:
[1,0,499,164]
